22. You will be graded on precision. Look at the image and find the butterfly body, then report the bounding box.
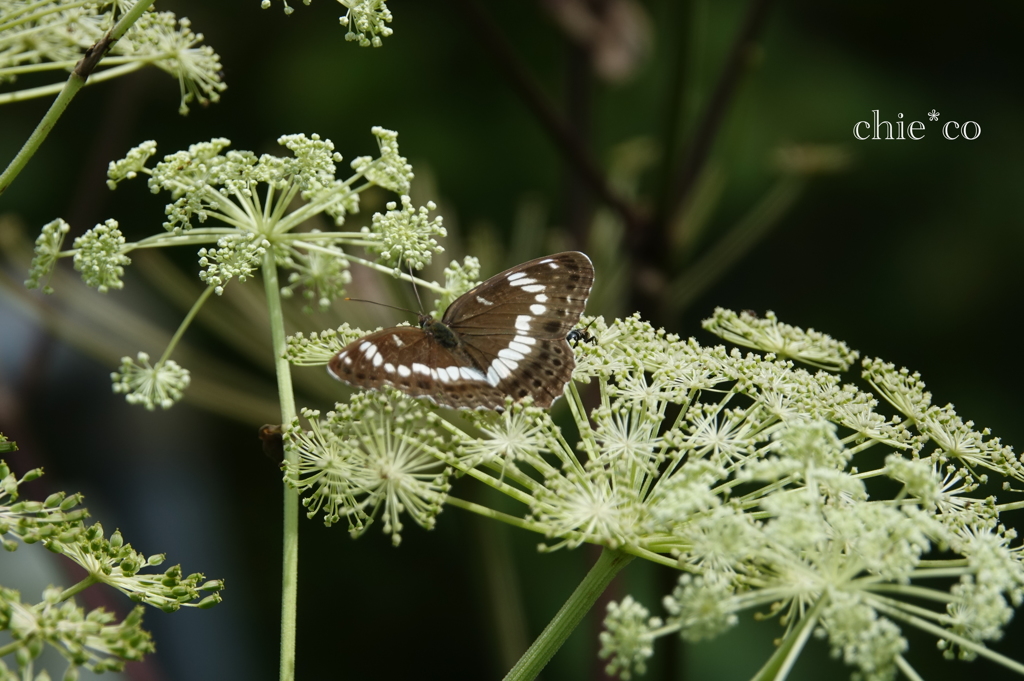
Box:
[421,316,459,349]
[328,252,594,410]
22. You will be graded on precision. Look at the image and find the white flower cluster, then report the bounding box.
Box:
[282,236,353,312]
[72,219,131,293]
[198,232,270,295]
[285,390,453,546]
[291,309,1024,680]
[259,0,395,48]
[25,218,70,293]
[0,456,222,677]
[107,140,158,189]
[703,307,859,371]
[430,256,481,318]
[0,4,224,114]
[350,127,413,195]
[365,196,446,271]
[339,0,394,47]
[111,352,191,410]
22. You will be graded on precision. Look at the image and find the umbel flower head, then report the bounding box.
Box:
[72,220,131,293]
[285,389,453,546]
[25,218,70,294]
[288,308,1024,680]
[31,127,435,410]
[0,586,154,675]
[0,456,222,677]
[260,0,394,48]
[339,0,394,47]
[0,5,225,115]
[111,352,191,410]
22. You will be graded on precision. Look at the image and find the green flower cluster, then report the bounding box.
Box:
[286,309,1024,680]
[49,523,224,612]
[430,256,481,318]
[339,0,394,47]
[259,0,394,48]
[199,232,271,295]
[0,3,225,114]
[365,196,446,271]
[285,323,379,366]
[24,218,69,294]
[28,128,443,411]
[285,391,453,546]
[72,219,131,293]
[0,456,222,678]
[0,587,153,678]
[111,352,191,411]
[281,235,354,312]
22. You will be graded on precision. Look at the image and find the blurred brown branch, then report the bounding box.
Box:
[453,0,645,237]
[453,0,781,327]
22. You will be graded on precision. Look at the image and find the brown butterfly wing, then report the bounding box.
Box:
[327,327,507,409]
[442,252,594,407]
[442,252,594,339]
[328,251,595,410]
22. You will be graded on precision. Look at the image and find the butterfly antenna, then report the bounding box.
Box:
[343,298,419,317]
[408,261,426,315]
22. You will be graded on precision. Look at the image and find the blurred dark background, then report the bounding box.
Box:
[1,1,1023,679]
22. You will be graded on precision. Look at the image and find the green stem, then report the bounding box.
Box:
[455,461,539,506]
[342,252,446,293]
[502,548,634,681]
[58,575,99,602]
[562,381,596,471]
[894,654,925,681]
[0,0,153,194]
[263,251,299,681]
[157,285,215,365]
[0,59,83,77]
[996,499,1024,512]
[117,228,238,253]
[282,230,369,241]
[749,594,826,681]
[872,599,1024,674]
[0,54,164,80]
[445,497,681,569]
[446,495,551,535]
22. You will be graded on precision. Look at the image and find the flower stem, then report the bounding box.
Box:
[873,599,1024,674]
[342,252,446,293]
[58,575,99,602]
[749,594,826,681]
[894,655,926,681]
[0,0,154,194]
[445,495,550,534]
[502,548,634,681]
[262,251,299,681]
[157,285,215,365]
[0,62,144,105]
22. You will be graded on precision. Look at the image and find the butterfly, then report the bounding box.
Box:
[328,252,595,410]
